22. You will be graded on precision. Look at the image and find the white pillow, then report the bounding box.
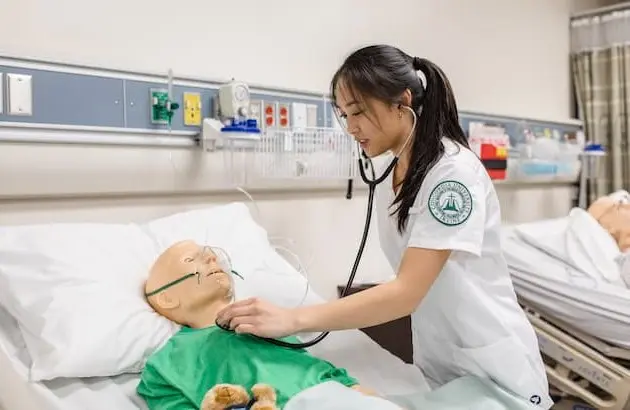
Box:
[0,222,176,381]
[143,204,313,309]
[0,202,310,381]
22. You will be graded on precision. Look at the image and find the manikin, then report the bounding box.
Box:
[588,192,630,252]
[136,240,386,410]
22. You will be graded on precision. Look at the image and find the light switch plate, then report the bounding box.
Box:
[0,73,3,114]
[7,73,33,116]
[306,104,318,127]
[249,99,264,130]
[291,102,308,128]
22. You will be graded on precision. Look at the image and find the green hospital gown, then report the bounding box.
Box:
[136,325,358,409]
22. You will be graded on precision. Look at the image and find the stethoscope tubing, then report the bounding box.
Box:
[218,107,416,348]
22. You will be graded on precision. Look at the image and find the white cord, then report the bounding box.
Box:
[234,185,312,306]
[271,243,311,307]
[235,185,261,221]
[156,79,312,303]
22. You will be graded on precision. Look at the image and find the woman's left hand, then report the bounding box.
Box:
[216,297,300,338]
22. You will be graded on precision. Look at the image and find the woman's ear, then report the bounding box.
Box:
[156,292,180,310]
[399,89,413,107]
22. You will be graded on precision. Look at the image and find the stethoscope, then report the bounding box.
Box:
[217,106,418,349]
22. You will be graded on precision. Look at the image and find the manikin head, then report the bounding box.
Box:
[588,194,630,252]
[330,44,470,233]
[144,240,237,328]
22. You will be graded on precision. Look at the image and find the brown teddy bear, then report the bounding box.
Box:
[201,383,279,410]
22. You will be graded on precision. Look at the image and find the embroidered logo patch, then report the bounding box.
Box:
[428,180,473,226]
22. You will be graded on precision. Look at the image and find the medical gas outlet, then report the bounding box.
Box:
[201,79,261,152]
[150,88,179,125]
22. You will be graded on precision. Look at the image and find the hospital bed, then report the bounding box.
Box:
[501,208,630,410]
[0,305,428,410]
[0,201,430,410]
[0,199,551,410]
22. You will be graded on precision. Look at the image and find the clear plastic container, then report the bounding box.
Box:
[511,138,581,180]
[555,143,582,179]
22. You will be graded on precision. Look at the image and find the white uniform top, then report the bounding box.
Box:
[375,138,553,409]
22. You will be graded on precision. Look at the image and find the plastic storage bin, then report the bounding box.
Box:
[510,138,581,180]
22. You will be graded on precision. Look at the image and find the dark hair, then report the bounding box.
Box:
[330,44,470,233]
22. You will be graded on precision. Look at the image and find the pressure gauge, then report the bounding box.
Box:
[218,80,251,119]
[234,84,249,102]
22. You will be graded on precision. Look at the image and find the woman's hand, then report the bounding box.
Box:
[216,297,300,338]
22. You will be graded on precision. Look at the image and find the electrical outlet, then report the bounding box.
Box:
[183,92,202,126]
[7,73,33,116]
[278,103,290,128]
[150,88,170,124]
[264,101,277,128]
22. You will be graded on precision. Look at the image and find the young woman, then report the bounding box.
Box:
[217,44,553,409]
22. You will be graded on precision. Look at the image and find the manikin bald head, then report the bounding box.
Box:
[588,195,630,252]
[144,240,235,328]
[588,195,618,221]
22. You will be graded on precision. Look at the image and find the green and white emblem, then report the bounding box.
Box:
[428,180,473,226]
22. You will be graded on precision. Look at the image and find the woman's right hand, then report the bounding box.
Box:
[216,297,302,338]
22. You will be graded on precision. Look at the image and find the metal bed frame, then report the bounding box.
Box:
[519,299,630,410]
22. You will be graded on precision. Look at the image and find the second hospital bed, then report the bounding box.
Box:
[501,207,630,410]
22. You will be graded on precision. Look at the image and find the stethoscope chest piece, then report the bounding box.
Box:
[215,318,234,332]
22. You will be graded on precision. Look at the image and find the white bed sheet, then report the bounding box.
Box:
[0,304,429,410]
[501,217,630,349]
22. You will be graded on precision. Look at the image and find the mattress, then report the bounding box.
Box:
[0,304,429,410]
[501,208,630,350]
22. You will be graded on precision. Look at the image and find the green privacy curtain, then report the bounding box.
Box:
[571,11,630,204]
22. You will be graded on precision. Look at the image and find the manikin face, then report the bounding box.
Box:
[144,240,234,320]
[334,80,412,158]
[588,196,630,251]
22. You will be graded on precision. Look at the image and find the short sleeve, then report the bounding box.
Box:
[406,159,487,257]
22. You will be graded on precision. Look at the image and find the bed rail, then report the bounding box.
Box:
[522,305,630,410]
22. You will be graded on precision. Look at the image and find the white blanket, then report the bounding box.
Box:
[501,208,630,348]
[285,377,543,410]
[285,382,401,410]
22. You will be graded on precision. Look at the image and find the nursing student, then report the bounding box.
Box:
[217,44,553,409]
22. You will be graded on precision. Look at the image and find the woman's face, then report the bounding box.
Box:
[334,82,411,158]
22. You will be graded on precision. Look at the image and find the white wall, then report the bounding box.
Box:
[1,0,574,121]
[0,0,585,300]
